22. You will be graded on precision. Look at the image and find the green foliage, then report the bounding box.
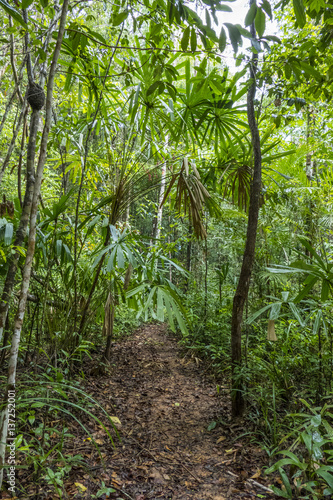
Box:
[266,401,333,499]
[0,363,118,497]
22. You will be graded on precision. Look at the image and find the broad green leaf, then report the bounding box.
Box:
[0,0,27,27]
[246,303,272,324]
[298,236,326,268]
[294,276,318,303]
[224,23,241,53]
[218,26,226,52]
[245,2,257,26]
[190,28,197,51]
[112,10,128,26]
[313,310,322,335]
[311,414,322,427]
[321,279,330,301]
[181,26,190,51]
[293,0,306,27]
[285,63,292,79]
[255,8,265,38]
[4,222,13,245]
[147,81,162,96]
[156,288,164,322]
[279,468,293,498]
[215,4,232,12]
[261,0,272,19]
[263,35,281,43]
[317,470,333,490]
[205,9,211,28]
[22,0,34,8]
[269,301,282,320]
[288,302,304,326]
[299,61,322,80]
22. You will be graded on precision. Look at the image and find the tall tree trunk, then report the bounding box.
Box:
[305,106,313,182]
[184,223,192,291]
[230,9,262,418]
[152,162,167,241]
[103,292,115,361]
[0,110,40,346]
[0,58,26,138]
[0,0,69,486]
[0,6,59,344]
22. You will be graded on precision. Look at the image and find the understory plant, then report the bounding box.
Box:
[265,400,333,499]
[0,363,118,498]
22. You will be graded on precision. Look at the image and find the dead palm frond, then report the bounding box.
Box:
[161,158,221,238]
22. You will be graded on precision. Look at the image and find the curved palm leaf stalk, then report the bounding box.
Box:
[0,2,60,347]
[0,0,69,487]
[230,6,262,418]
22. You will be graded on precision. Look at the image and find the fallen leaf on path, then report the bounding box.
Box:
[149,468,165,484]
[110,416,122,428]
[251,469,261,479]
[216,436,226,444]
[75,482,87,492]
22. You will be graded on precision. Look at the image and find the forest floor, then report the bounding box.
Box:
[5,323,279,500]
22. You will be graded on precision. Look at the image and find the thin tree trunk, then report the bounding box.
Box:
[0,0,69,486]
[230,8,262,418]
[185,223,192,291]
[0,58,26,138]
[152,161,167,241]
[0,109,40,345]
[305,106,313,182]
[103,293,114,361]
[204,217,208,322]
[0,104,28,186]
[0,314,10,367]
[9,16,23,105]
[0,7,59,344]
[17,108,29,207]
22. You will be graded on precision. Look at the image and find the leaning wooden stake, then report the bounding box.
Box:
[230,3,262,417]
[0,0,69,487]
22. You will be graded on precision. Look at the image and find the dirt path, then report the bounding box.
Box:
[80,324,277,500]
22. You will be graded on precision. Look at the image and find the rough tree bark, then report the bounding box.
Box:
[230,6,262,418]
[0,0,69,486]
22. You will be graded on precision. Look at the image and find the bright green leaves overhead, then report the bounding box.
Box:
[190,28,197,51]
[245,2,257,27]
[244,1,270,39]
[218,27,226,52]
[181,26,190,51]
[112,10,129,26]
[224,23,242,53]
[0,0,26,27]
[21,0,34,9]
[255,8,265,38]
[293,0,306,27]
